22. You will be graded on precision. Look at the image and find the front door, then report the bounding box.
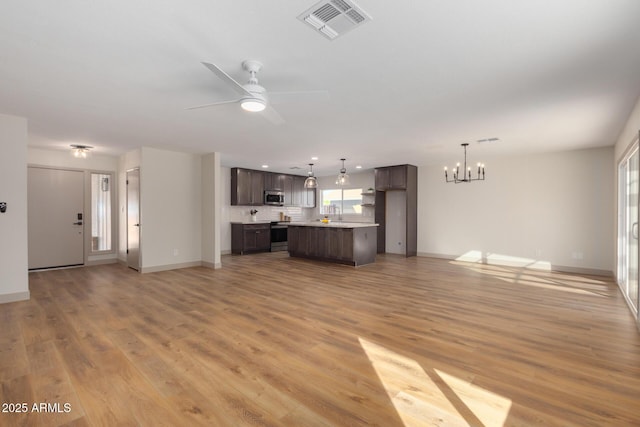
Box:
[127,168,141,271]
[28,167,85,269]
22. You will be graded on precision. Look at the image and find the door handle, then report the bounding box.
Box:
[134,223,140,227]
[73,221,83,225]
[633,222,638,240]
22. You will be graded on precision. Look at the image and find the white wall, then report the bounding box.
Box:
[0,114,29,303]
[418,146,614,273]
[139,147,202,272]
[202,153,222,268]
[614,96,640,164]
[28,147,118,172]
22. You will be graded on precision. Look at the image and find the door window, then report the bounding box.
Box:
[618,143,639,315]
[90,172,113,252]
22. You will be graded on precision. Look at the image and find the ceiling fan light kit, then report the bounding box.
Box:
[189,59,327,126]
[444,143,485,184]
[240,98,266,112]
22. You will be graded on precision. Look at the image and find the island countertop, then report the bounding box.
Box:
[287,221,378,229]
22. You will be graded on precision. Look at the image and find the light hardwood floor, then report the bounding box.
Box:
[1,253,639,426]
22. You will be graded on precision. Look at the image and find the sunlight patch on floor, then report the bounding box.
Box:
[455,250,552,271]
[359,337,511,427]
[451,251,610,297]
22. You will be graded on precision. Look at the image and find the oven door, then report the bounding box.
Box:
[270,225,288,251]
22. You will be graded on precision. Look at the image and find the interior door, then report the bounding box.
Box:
[127,168,140,271]
[28,167,84,269]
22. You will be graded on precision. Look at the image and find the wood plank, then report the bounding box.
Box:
[0,254,637,426]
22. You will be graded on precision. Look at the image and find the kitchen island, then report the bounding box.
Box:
[287,222,378,266]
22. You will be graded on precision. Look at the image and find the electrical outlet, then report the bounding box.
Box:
[173,248,179,256]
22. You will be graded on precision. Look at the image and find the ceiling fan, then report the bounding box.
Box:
[188,60,328,125]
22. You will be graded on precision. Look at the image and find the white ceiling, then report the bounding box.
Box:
[2,0,640,176]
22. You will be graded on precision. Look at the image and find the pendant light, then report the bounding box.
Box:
[336,158,349,186]
[304,163,317,188]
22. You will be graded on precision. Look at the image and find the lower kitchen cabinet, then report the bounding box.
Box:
[231,223,271,254]
[288,225,376,266]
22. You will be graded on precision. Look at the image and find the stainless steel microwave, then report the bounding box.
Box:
[264,190,284,206]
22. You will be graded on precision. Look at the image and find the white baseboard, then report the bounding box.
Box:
[417,252,613,277]
[0,291,30,304]
[202,261,222,269]
[140,261,203,274]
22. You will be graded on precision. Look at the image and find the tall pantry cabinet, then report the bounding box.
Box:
[374,164,417,257]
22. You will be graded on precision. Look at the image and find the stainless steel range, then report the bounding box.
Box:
[270,221,288,252]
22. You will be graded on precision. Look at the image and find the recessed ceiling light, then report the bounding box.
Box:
[311,156,319,160]
[261,164,269,168]
[355,165,362,169]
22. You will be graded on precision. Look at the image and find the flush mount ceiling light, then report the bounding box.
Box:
[336,158,349,186]
[70,144,92,158]
[304,163,318,188]
[444,143,485,183]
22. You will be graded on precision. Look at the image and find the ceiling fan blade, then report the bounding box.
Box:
[261,105,285,125]
[201,62,251,97]
[186,99,238,110]
[268,90,330,105]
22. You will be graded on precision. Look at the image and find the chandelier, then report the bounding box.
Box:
[444,143,485,183]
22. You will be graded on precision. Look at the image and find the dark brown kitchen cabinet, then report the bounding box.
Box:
[304,187,316,208]
[264,172,286,191]
[288,225,377,266]
[231,168,264,206]
[231,167,315,207]
[231,223,271,254]
[282,175,294,205]
[375,165,408,190]
[374,164,417,257]
[291,176,316,208]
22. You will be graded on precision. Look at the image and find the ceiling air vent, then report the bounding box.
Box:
[298,0,372,40]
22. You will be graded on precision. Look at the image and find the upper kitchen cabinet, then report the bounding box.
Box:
[282,175,294,206]
[264,172,286,191]
[231,168,264,206]
[291,176,316,208]
[375,165,409,190]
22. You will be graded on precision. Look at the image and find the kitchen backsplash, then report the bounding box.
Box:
[227,205,314,223]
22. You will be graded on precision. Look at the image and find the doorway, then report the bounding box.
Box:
[618,140,639,317]
[28,167,85,269]
[127,168,141,271]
